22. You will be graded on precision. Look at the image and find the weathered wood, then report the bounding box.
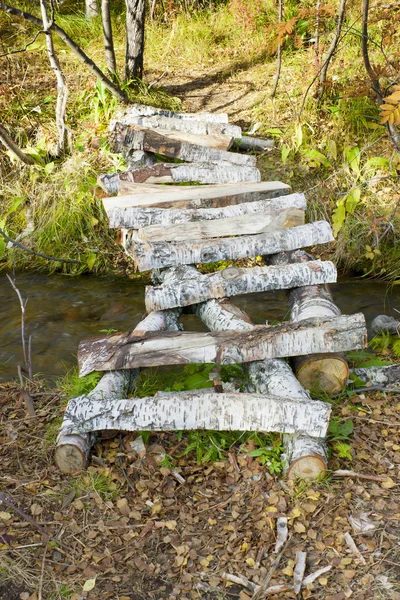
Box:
[268,249,349,394]
[138,209,304,243]
[114,162,261,187]
[123,114,242,140]
[145,261,337,311]
[124,221,334,271]
[110,103,229,127]
[186,268,328,480]
[98,150,157,194]
[55,309,182,473]
[78,313,367,376]
[106,192,306,229]
[110,122,257,166]
[104,181,291,211]
[352,364,400,388]
[57,392,331,438]
[233,135,274,152]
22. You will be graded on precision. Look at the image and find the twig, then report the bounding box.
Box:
[252,537,290,599]
[344,532,367,564]
[302,565,332,585]
[293,551,307,594]
[332,469,389,482]
[221,572,256,591]
[38,545,48,600]
[17,365,36,417]
[271,0,283,99]
[0,30,43,58]
[274,516,288,553]
[0,492,49,540]
[0,227,80,264]
[317,0,347,98]
[7,275,29,373]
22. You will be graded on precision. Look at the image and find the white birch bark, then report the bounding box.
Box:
[55,309,182,472]
[351,364,400,387]
[293,552,307,594]
[233,135,274,152]
[103,181,290,211]
[138,209,304,243]
[57,392,331,438]
[40,0,68,156]
[85,0,99,18]
[189,276,328,479]
[122,114,241,138]
[105,192,305,229]
[124,221,334,271]
[145,261,337,311]
[110,103,229,128]
[78,313,367,376]
[275,517,288,552]
[268,249,349,393]
[110,123,257,167]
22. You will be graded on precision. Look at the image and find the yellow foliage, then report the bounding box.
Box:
[380,85,400,125]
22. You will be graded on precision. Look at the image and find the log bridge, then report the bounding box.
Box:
[55,103,368,479]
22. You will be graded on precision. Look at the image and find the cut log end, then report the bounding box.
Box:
[294,355,349,395]
[287,453,327,480]
[54,435,90,473]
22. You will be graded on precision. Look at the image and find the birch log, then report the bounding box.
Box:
[233,135,274,152]
[122,114,241,139]
[268,249,348,394]
[57,392,330,438]
[111,162,261,187]
[103,181,290,211]
[105,192,306,229]
[55,309,182,473]
[138,209,304,243]
[98,151,156,194]
[145,261,337,311]
[110,104,229,127]
[351,364,400,388]
[78,313,367,376]
[189,281,328,479]
[124,221,334,271]
[110,123,256,166]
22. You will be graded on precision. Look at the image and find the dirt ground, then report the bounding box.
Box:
[1,380,400,600]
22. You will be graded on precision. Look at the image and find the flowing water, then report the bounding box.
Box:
[1,272,399,383]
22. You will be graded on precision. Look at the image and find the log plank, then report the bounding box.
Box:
[123,221,334,271]
[145,261,337,311]
[110,103,229,127]
[103,181,291,211]
[110,123,256,167]
[58,392,331,438]
[122,114,242,139]
[106,192,306,229]
[138,208,304,242]
[78,313,367,376]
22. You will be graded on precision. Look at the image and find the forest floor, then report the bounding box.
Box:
[1,379,400,600]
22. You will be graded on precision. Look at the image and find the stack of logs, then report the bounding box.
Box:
[55,103,368,479]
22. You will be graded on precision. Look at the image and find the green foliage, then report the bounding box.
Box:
[370,332,400,358]
[56,367,102,398]
[328,417,354,462]
[246,433,283,473]
[70,470,120,502]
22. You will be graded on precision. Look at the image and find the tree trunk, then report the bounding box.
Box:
[233,135,274,152]
[109,163,261,189]
[0,123,35,165]
[123,220,334,271]
[267,249,349,394]
[101,0,117,75]
[138,209,304,243]
[86,0,99,18]
[104,192,305,229]
[271,0,283,98]
[77,312,367,376]
[120,114,241,139]
[57,391,331,438]
[111,102,229,125]
[0,2,128,103]
[125,0,146,80]
[145,260,337,311]
[55,309,182,473]
[40,0,68,156]
[110,123,257,166]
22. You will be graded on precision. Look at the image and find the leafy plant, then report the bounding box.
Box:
[328,417,354,461]
[246,433,284,473]
[380,85,400,126]
[57,367,102,398]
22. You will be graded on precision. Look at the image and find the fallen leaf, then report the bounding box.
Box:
[382,478,395,489]
[82,578,96,592]
[0,512,11,521]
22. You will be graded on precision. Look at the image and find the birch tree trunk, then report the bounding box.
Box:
[124,220,334,271]
[268,249,349,394]
[86,0,99,18]
[144,260,337,311]
[104,192,305,229]
[125,0,146,80]
[110,103,229,125]
[40,0,68,156]
[233,135,274,152]
[78,312,367,376]
[101,0,117,75]
[122,114,241,138]
[55,309,182,473]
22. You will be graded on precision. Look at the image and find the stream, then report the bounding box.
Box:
[1,272,400,383]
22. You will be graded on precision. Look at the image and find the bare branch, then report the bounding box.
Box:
[270,0,283,99]
[0,30,42,58]
[0,123,35,164]
[0,226,81,264]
